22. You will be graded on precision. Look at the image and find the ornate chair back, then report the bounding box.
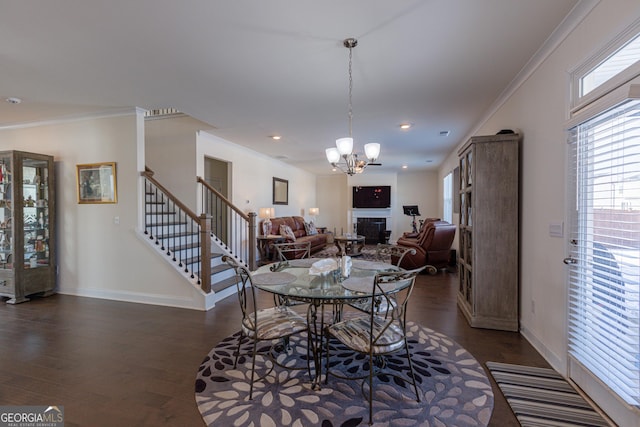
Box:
[376,243,417,266]
[273,241,311,261]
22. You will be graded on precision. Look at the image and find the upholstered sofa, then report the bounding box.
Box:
[261,216,328,257]
[394,220,457,272]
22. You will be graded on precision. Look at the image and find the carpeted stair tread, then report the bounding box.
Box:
[192,263,233,276]
[210,275,238,293]
[153,231,198,240]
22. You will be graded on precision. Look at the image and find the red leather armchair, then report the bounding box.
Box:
[401,218,441,240]
[393,221,457,273]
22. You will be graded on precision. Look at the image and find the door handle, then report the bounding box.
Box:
[563,257,577,265]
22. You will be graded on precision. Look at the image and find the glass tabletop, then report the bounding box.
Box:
[253,258,401,303]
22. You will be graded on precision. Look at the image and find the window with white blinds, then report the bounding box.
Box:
[443,172,453,223]
[567,97,640,406]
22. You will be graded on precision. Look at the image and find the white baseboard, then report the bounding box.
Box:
[520,324,566,375]
[57,287,206,311]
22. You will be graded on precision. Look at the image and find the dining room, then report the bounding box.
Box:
[0,253,549,426]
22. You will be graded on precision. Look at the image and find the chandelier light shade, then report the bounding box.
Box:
[326,38,381,176]
[364,143,380,161]
[325,147,341,164]
[336,137,354,156]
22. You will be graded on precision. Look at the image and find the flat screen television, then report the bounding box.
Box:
[352,185,391,208]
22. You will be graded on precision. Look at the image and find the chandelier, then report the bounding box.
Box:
[325,38,380,175]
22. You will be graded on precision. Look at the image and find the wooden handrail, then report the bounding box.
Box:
[142,169,199,221]
[196,176,250,221]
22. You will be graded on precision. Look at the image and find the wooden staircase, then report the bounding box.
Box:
[144,191,238,296]
[141,168,257,302]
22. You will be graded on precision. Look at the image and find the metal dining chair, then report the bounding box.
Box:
[272,241,311,307]
[273,241,311,261]
[324,267,424,425]
[348,244,417,315]
[375,243,417,266]
[222,255,308,399]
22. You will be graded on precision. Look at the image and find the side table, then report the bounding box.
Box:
[257,235,285,265]
[334,235,366,257]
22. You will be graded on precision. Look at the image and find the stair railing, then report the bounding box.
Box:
[197,177,258,271]
[141,168,212,293]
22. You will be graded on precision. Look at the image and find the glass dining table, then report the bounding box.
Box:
[252,257,401,387]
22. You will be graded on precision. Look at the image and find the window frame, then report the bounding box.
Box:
[570,18,640,114]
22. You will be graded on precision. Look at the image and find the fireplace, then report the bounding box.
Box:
[357,217,388,244]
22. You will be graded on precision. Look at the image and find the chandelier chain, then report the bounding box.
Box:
[348,43,353,138]
[325,37,380,175]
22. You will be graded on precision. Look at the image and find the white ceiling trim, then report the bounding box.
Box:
[0,107,140,131]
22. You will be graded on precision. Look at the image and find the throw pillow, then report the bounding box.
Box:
[280,224,296,242]
[304,221,318,236]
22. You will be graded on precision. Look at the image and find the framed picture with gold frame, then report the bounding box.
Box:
[76,162,118,204]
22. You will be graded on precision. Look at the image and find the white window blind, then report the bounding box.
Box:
[443,172,453,223]
[567,98,640,406]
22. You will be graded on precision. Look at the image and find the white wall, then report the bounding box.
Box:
[438,1,640,424]
[396,171,441,237]
[196,131,317,219]
[145,115,209,211]
[0,112,207,309]
[317,174,348,235]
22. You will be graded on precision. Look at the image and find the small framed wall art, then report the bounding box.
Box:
[273,177,288,205]
[76,162,118,204]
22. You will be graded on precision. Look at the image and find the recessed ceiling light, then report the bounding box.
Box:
[402,165,408,169]
[5,97,22,104]
[270,135,281,140]
[399,123,412,130]
[439,130,450,136]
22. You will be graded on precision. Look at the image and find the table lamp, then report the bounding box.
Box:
[309,207,319,222]
[259,207,274,235]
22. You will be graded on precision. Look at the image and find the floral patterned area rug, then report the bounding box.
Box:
[195,322,493,426]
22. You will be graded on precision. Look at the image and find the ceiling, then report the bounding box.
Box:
[1,0,581,175]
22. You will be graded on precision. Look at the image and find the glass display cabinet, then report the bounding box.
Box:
[0,151,56,304]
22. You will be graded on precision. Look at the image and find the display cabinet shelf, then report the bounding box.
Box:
[0,151,56,304]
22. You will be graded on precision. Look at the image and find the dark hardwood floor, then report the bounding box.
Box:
[0,270,548,426]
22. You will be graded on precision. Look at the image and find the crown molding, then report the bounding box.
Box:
[0,107,141,131]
